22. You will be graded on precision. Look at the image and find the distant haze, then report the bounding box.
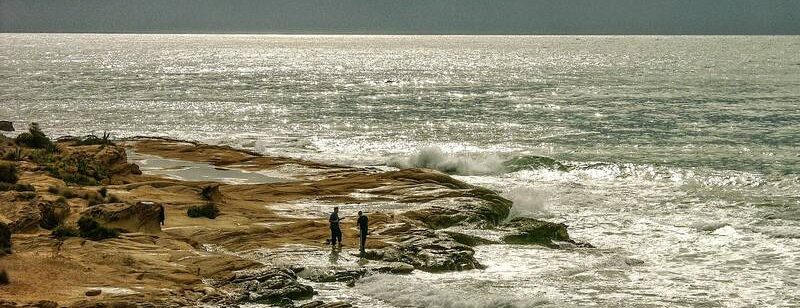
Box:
[1,0,799,34]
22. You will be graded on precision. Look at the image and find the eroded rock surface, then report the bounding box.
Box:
[225,267,314,303]
[81,201,163,234]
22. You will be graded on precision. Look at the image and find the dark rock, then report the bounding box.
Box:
[227,267,314,303]
[0,299,18,307]
[81,201,163,233]
[371,262,415,274]
[502,217,593,248]
[443,231,500,247]
[27,301,58,308]
[85,289,102,296]
[0,222,11,256]
[300,268,366,283]
[0,121,13,132]
[364,229,483,272]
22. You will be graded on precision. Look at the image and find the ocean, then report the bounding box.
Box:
[2,34,799,307]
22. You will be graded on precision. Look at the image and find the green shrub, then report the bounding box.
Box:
[15,123,54,150]
[77,216,118,241]
[15,191,36,201]
[0,183,33,192]
[98,187,108,198]
[2,148,23,161]
[187,203,219,219]
[51,224,79,239]
[0,162,18,183]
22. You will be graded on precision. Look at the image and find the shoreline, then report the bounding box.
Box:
[0,130,587,307]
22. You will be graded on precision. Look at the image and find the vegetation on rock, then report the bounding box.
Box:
[74,132,115,147]
[187,203,219,219]
[51,224,79,239]
[77,216,119,240]
[15,123,56,151]
[0,161,18,183]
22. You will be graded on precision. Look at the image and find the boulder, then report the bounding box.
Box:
[94,146,141,176]
[85,289,102,297]
[227,267,314,303]
[501,217,592,248]
[0,221,10,256]
[364,229,482,272]
[0,121,13,132]
[81,201,163,234]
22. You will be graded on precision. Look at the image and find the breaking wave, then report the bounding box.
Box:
[386,146,568,175]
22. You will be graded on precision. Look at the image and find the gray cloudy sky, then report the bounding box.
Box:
[1,0,799,34]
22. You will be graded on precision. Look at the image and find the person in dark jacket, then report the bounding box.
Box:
[356,211,368,256]
[329,207,343,247]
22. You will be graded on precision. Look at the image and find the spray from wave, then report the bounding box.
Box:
[386,146,568,176]
[502,187,554,219]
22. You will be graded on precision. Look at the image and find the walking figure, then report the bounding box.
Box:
[329,207,343,247]
[357,211,368,256]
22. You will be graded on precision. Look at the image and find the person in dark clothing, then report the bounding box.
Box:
[356,211,368,256]
[158,204,166,226]
[329,207,343,247]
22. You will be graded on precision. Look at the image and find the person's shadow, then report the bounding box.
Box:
[328,245,341,264]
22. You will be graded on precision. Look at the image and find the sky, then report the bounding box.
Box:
[1,0,799,35]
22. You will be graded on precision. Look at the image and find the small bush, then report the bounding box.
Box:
[74,132,114,147]
[0,183,33,192]
[187,203,219,219]
[47,185,59,194]
[200,185,216,201]
[87,193,102,206]
[0,270,8,285]
[15,123,54,150]
[0,162,18,183]
[51,224,79,239]
[2,148,22,161]
[98,187,108,198]
[77,216,118,241]
[15,191,36,200]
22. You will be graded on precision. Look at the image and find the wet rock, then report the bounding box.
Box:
[81,201,163,233]
[85,289,102,297]
[502,217,593,248]
[0,221,11,256]
[443,231,500,247]
[27,301,58,308]
[298,301,353,308]
[299,268,367,283]
[365,229,483,272]
[371,262,415,274]
[227,267,314,303]
[0,121,13,132]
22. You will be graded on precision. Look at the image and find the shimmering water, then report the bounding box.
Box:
[2,34,800,307]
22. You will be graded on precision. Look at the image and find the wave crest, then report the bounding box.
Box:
[387,146,566,176]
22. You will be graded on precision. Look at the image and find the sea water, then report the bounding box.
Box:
[2,34,799,307]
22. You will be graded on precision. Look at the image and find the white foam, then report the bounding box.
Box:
[387,146,506,175]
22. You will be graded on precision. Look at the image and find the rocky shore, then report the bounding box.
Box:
[0,124,590,307]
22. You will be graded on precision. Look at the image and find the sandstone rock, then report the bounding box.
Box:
[0,221,11,256]
[0,121,13,132]
[227,267,314,303]
[85,289,102,297]
[93,145,141,176]
[0,299,18,307]
[364,229,482,272]
[81,201,162,234]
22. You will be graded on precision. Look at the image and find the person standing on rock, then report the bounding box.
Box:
[357,211,368,256]
[329,207,343,247]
